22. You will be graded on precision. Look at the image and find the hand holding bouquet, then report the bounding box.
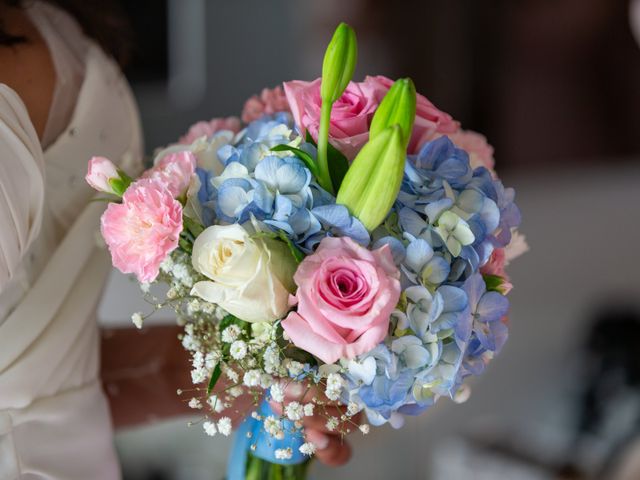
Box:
[87,23,526,479]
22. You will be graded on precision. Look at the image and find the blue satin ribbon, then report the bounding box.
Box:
[227,399,306,479]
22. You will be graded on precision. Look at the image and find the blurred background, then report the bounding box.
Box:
[98,0,640,478]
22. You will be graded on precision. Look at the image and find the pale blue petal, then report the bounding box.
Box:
[438,285,468,313]
[405,238,433,273]
[477,291,509,323]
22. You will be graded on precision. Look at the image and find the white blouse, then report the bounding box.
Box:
[0,3,142,479]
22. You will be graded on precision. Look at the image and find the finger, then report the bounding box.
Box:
[280,381,328,404]
[312,432,352,467]
[304,408,361,434]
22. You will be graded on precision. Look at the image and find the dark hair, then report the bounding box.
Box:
[0,0,132,66]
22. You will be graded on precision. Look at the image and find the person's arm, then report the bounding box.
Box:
[101,325,354,465]
[100,325,194,428]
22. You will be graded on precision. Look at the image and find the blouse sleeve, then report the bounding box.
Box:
[0,84,45,292]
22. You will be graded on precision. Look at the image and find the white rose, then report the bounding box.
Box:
[153,130,235,175]
[190,224,296,322]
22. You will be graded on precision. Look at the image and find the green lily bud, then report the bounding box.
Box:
[317,22,358,194]
[336,125,406,231]
[321,22,358,103]
[369,78,416,146]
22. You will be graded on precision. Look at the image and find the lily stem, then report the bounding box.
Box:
[316,100,334,194]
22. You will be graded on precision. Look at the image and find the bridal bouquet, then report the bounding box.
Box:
[87,23,526,479]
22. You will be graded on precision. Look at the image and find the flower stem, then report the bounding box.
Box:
[241,453,311,480]
[316,100,334,194]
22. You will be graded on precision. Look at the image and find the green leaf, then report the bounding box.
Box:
[483,274,505,293]
[305,132,350,192]
[183,215,205,238]
[108,178,127,197]
[178,235,193,254]
[206,363,222,395]
[270,144,319,177]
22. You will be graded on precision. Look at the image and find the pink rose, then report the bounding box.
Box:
[364,75,459,154]
[142,151,196,197]
[242,86,290,123]
[447,129,495,170]
[282,237,401,364]
[86,156,120,194]
[283,78,384,160]
[480,248,513,294]
[101,178,183,283]
[179,117,241,145]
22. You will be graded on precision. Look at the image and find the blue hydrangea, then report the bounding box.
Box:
[339,135,520,428]
[394,136,520,280]
[343,281,470,427]
[197,114,369,250]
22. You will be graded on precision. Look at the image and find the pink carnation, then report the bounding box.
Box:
[447,129,495,170]
[242,86,290,123]
[86,156,120,194]
[142,151,196,197]
[480,248,513,294]
[283,78,384,160]
[101,179,183,283]
[282,237,401,364]
[179,117,241,145]
[364,75,459,154]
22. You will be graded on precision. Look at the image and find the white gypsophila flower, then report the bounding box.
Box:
[166,287,178,300]
[186,299,200,315]
[207,395,225,413]
[230,340,248,360]
[229,386,244,398]
[287,361,304,377]
[263,416,283,438]
[347,402,361,416]
[191,367,208,384]
[303,403,314,417]
[203,421,217,436]
[131,312,144,329]
[243,369,261,387]
[285,401,304,421]
[192,351,204,369]
[221,325,242,343]
[359,424,370,435]
[270,383,285,403]
[325,373,344,401]
[245,357,257,368]
[224,367,239,383]
[274,448,293,460]
[205,352,220,370]
[260,373,274,388]
[263,346,280,374]
[325,417,338,432]
[217,417,232,436]
[325,388,340,402]
[160,256,174,273]
[182,334,200,351]
[299,442,316,456]
[251,322,274,344]
[140,282,151,294]
[188,398,202,409]
[172,263,193,287]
